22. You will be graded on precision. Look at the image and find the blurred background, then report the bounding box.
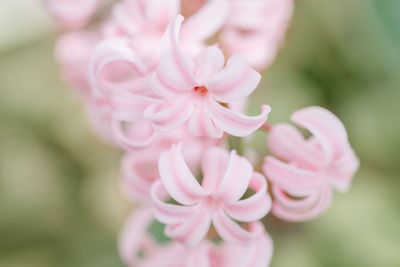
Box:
[1,0,399,266]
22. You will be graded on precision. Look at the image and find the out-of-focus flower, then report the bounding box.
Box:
[147,16,270,138]
[151,144,271,246]
[263,106,360,222]
[221,0,294,70]
[44,0,99,28]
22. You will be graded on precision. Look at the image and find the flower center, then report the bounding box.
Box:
[194,86,208,96]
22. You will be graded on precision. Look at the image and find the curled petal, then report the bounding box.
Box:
[151,180,201,224]
[291,106,349,164]
[201,147,230,194]
[144,97,194,132]
[194,46,225,83]
[90,40,148,97]
[118,207,154,265]
[268,123,326,170]
[187,106,223,138]
[263,156,323,193]
[158,144,207,205]
[112,119,158,150]
[165,202,212,247]
[272,185,333,222]
[153,15,196,100]
[206,53,261,103]
[182,0,229,43]
[213,151,253,203]
[212,208,257,244]
[111,91,159,121]
[208,100,270,137]
[225,173,271,222]
[145,0,180,29]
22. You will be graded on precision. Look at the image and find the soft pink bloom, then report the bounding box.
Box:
[220,0,294,70]
[151,144,271,247]
[220,222,273,267]
[104,0,229,67]
[147,16,271,138]
[44,0,99,28]
[121,127,220,203]
[263,106,360,222]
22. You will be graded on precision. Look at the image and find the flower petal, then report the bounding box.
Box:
[181,0,229,43]
[111,118,158,150]
[144,96,194,132]
[213,150,253,203]
[206,53,261,103]
[145,0,180,29]
[165,201,212,247]
[263,156,323,190]
[267,123,326,170]
[208,101,270,137]
[158,144,207,205]
[291,106,349,163]
[271,184,333,222]
[90,39,148,97]
[187,105,223,138]
[201,147,230,194]
[212,208,257,244]
[194,46,225,83]
[152,15,196,100]
[151,180,201,224]
[225,173,271,222]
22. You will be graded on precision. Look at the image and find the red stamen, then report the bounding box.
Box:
[194,86,208,96]
[261,123,273,132]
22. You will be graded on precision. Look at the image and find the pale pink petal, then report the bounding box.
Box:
[111,91,159,121]
[90,39,148,97]
[201,147,230,194]
[152,15,196,100]
[272,185,333,222]
[194,46,225,83]
[145,0,180,29]
[263,156,323,190]
[206,53,261,103]
[112,119,158,150]
[212,208,257,244]
[184,242,215,267]
[224,173,271,222]
[213,150,253,203]
[187,106,223,138]
[208,101,270,137]
[151,180,201,224]
[267,123,326,170]
[182,0,229,43]
[111,0,145,36]
[118,207,154,265]
[144,96,194,132]
[165,202,212,247]
[291,106,349,163]
[158,144,207,205]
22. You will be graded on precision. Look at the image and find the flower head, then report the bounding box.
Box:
[146,16,271,138]
[263,106,360,221]
[151,144,271,247]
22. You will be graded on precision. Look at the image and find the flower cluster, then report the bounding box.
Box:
[45,0,359,266]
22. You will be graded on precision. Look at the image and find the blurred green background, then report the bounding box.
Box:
[1,0,399,266]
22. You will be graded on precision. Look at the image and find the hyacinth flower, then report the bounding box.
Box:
[151,144,271,246]
[121,127,220,203]
[146,16,271,138]
[104,0,229,67]
[44,0,99,28]
[120,207,273,267]
[220,0,294,70]
[263,106,360,222]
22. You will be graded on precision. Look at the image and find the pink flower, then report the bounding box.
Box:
[44,0,99,28]
[146,16,271,138]
[220,222,273,267]
[105,0,229,67]
[151,144,271,247]
[220,0,294,70]
[121,127,220,203]
[263,106,360,222]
